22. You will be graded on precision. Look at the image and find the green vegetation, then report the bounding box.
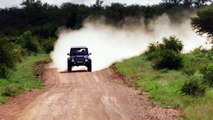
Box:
[0,37,23,78]
[191,6,213,41]
[202,64,213,87]
[0,54,50,104]
[1,0,211,38]
[181,78,206,96]
[114,35,213,119]
[145,36,183,70]
[18,31,42,53]
[0,30,53,104]
[0,32,56,79]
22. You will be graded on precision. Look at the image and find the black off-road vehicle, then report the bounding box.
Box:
[67,47,92,72]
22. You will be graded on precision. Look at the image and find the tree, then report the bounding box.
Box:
[162,0,183,5]
[193,0,212,7]
[105,3,126,24]
[21,0,42,7]
[161,0,212,7]
[183,0,193,7]
[191,6,213,42]
[93,0,104,9]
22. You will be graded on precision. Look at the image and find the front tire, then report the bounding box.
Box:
[87,62,92,72]
[68,61,72,72]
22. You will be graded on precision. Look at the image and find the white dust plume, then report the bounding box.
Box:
[50,14,209,71]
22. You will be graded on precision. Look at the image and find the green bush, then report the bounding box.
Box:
[2,84,21,97]
[144,43,161,60]
[153,50,183,70]
[40,38,56,53]
[182,62,196,76]
[18,31,42,53]
[0,36,23,78]
[0,67,9,79]
[181,79,206,96]
[201,65,213,87]
[145,36,183,69]
[0,39,21,69]
[162,36,183,52]
[145,36,184,70]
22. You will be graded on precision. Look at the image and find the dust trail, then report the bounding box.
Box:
[50,14,209,71]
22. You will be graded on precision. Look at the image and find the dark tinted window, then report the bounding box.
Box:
[70,48,88,55]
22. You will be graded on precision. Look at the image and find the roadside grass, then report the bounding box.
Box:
[0,54,50,104]
[114,53,213,119]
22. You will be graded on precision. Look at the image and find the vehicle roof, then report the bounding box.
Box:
[70,46,88,49]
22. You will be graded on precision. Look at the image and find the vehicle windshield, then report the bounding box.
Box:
[70,48,88,55]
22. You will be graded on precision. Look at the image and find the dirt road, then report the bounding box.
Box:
[0,67,179,120]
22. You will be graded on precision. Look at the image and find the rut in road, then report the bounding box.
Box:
[0,68,179,120]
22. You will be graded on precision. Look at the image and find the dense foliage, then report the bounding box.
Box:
[0,32,55,79]
[18,31,42,53]
[1,0,207,38]
[154,50,183,69]
[181,78,206,96]
[0,36,23,78]
[145,36,183,70]
[191,6,213,42]
[202,64,213,87]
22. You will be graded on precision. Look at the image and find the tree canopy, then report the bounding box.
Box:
[0,0,202,38]
[191,6,213,42]
[162,0,212,7]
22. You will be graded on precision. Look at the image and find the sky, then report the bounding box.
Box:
[0,0,161,8]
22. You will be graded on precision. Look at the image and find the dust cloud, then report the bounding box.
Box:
[50,14,209,71]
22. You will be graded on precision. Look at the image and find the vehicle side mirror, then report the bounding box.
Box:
[89,53,92,55]
[67,53,70,55]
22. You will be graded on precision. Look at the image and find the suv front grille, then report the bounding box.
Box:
[74,57,85,62]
